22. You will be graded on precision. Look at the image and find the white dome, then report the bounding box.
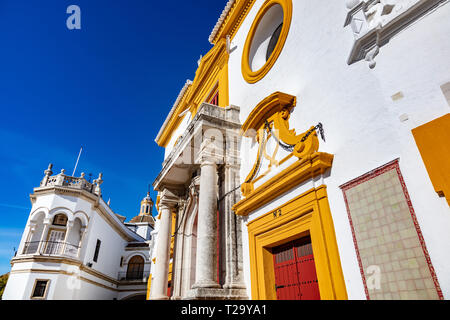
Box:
[346,0,361,9]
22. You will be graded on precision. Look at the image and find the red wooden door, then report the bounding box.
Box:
[273,236,320,300]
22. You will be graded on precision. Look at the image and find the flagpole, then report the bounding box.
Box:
[72,146,83,177]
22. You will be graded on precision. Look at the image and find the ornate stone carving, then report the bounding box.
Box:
[344,0,449,68]
[240,92,323,197]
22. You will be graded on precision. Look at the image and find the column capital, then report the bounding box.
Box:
[159,189,179,209]
[196,145,224,166]
[199,160,218,168]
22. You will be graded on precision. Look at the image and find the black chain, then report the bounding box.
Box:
[301,123,325,143]
[218,122,325,203]
[266,121,325,152]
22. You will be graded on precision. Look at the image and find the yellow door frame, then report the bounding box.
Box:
[247,185,348,300]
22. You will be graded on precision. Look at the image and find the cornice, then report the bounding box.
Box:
[185,38,229,112]
[10,256,120,286]
[209,0,257,45]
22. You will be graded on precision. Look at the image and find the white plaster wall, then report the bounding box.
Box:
[2,272,33,300]
[164,111,193,159]
[134,224,153,240]
[229,0,450,299]
[83,213,128,278]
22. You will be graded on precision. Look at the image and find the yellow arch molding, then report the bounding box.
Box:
[238,92,321,198]
[241,0,293,84]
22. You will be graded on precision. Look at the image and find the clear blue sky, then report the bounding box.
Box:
[0,0,227,275]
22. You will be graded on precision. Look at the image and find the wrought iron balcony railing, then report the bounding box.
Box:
[118,270,150,282]
[21,241,80,258]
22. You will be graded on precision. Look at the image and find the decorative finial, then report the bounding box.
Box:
[44,163,53,176]
[107,198,111,206]
[61,169,66,175]
[93,173,104,197]
[80,172,85,178]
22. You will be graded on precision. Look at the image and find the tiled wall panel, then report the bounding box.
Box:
[340,160,443,300]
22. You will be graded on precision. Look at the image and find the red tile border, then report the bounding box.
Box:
[339,159,444,300]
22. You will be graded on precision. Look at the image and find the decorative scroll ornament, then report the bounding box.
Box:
[344,0,448,68]
[240,92,325,197]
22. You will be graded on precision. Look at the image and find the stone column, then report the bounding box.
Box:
[37,220,51,254]
[192,160,221,289]
[150,204,173,300]
[20,223,36,255]
[223,164,246,289]
[61,221,74,256]
[171,201,187,300]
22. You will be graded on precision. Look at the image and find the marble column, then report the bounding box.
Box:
[150,203,174,300]
[192,160,220,289]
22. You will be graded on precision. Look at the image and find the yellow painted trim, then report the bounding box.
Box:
[156,39,230,147]
[210,0,258,45]
[247,185,347,300]
[146,275,152,300]
[168,263,173,282]
[241,0,292,84]
[412,113,450,206]
[240,92,296,136]
[233,152,333,216]
[187,38,229,114]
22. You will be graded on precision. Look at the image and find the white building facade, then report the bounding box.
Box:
[150,0,450,300]
[3,165,155,300]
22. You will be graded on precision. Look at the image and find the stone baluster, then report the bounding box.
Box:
[56,169,66,186]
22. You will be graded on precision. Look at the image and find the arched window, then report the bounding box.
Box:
[126,256,144,280]
[145,205,149,214]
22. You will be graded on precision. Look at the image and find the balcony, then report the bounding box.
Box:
[21,241,80,258]
[118,270,150,282]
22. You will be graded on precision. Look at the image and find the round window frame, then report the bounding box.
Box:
[241,0,292,84]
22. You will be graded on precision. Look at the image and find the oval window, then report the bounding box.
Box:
[266,23,283,61]
[241,0,292,84]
